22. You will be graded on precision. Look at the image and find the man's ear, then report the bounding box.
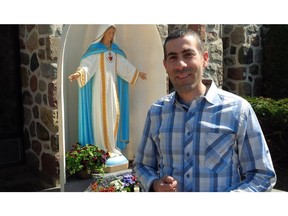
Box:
[203,51,209,68]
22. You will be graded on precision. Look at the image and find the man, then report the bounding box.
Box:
[133,28,276,192]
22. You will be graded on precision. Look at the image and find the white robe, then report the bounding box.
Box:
[77,50,139,157]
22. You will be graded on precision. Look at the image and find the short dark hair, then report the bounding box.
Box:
[163,28,204,59]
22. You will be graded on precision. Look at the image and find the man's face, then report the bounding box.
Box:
[163,35,209,94]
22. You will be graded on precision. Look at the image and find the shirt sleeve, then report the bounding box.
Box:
[133,110,160,192]
[228,104,276,192]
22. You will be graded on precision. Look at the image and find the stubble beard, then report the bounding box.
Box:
[175,82,198,94]
[173,72,201,94]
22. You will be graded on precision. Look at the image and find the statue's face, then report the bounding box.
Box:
[103,27,115,43]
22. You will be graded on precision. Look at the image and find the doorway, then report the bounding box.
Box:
[0,25,24,166]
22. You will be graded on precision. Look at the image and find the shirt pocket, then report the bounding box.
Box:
[204,133,235,173]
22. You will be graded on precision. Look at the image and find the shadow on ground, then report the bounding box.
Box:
[0,164,57,192]
[1,163,286,192]
[273,162,288,192]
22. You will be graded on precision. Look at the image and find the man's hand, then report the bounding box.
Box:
[153,176,177,192]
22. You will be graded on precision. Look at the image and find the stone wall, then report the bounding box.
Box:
[19,25,63,186]
[222,24,263,96]
[203,24,223,87]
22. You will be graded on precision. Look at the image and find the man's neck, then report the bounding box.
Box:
[177,82,207,104]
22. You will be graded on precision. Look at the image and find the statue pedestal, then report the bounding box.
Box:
[103,155,129,173]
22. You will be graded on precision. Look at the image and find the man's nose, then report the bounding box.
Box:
[175,58,187,70]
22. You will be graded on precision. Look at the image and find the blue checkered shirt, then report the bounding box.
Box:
[133,80,276,192]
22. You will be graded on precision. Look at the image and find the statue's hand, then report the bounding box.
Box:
[139,72,147,80]
[68,72,80,82]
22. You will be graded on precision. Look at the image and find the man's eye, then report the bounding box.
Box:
[184,52,194,58]
[168,56,177,61]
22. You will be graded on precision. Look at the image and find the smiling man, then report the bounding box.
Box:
[133,28,276,192]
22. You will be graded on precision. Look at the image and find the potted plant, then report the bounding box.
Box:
[65,143,110,178]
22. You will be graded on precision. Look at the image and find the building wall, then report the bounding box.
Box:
[222,24,263,96]
[19,25,62,186]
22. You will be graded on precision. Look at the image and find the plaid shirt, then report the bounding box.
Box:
[134,80,276,192]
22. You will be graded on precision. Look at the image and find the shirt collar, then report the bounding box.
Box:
[174,92,190,110]
[171,79,221,106]
[203,79,222,105]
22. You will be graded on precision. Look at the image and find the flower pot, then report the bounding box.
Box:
[76,170,93,179]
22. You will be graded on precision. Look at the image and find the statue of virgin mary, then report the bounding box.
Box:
[68,24,147,171]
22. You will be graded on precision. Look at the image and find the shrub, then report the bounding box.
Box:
[245,96,288,167]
